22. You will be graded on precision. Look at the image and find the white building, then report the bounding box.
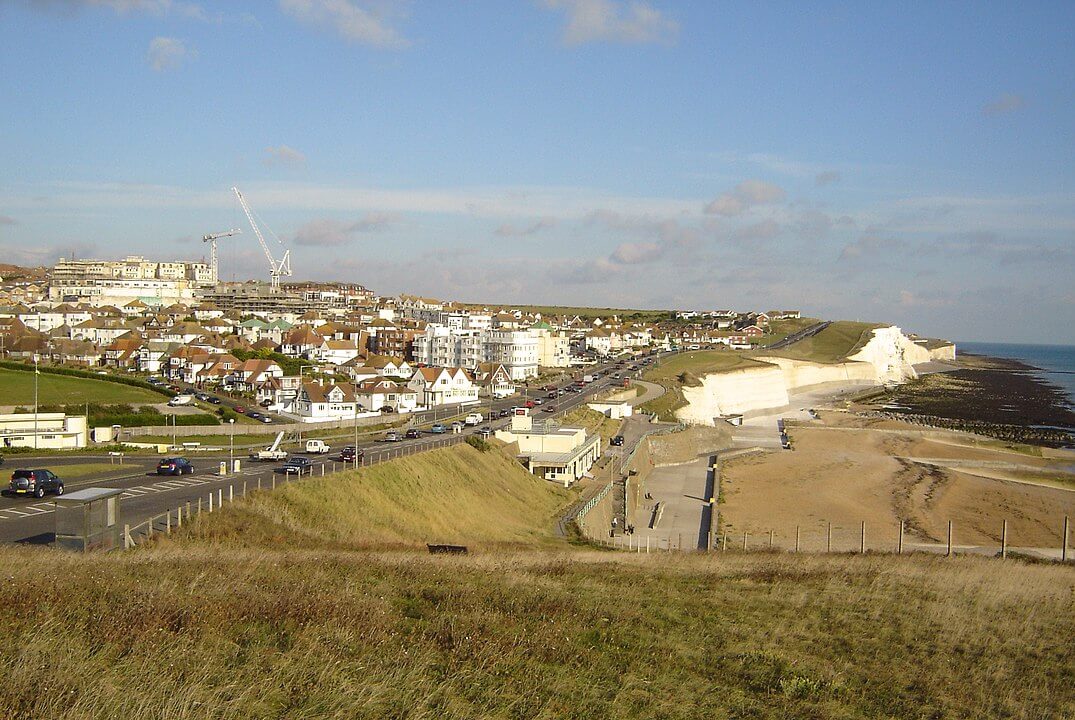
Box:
[289,380,358,422]
[494,411,600,486]
[412,325,540,380]
[407,367,479,407]
[49,256,214,307]
[0,412,88,450]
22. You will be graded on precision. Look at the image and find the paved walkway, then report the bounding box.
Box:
[627,379,665,407]
[635,456,712,550]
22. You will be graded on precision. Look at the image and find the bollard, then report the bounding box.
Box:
[166,511,171,535]
[768,529,774,550]
[124,524,130,549]
[897,519,904,555]
[826,522,832,553]
[229,485,233,502]
[218,488,223,507]
[148,519,153,538]
[321,463,325,476]
[208,493,213,513]
[743,531,748,551]
[646,536,650,554]
[186,501,191,522]
[176,506,182,529]
[257,477,262,491]
[860,521,866,554]
[1063,516,1069,563]
[722,533,727,552]
[243,481,247,497]
[197,497,202,515]
[1001,519,1008,559]
[946,520,953,557]
[795,525,800,553]
[272,475,276,490]
[678,532,682,552]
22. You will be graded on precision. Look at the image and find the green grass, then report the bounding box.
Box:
[640,351,770,421]
[0,368,164,406]
[561,406,622,442]
[757,320,884,363]
[753,316,821,346]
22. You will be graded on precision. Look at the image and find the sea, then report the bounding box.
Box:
[958,342,1075,408]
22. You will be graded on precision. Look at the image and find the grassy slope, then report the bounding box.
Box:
[561,405,622,442]
[183,443,575,549]
[0,548,1071,719]
[640,351,770,420]
[757,320,884,364]
[0,368,163,406]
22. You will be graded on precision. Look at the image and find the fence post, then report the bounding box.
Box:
[794,525,800,553]
[1063,516,1069,563]
[272,475,276,490]
[742,531,748,550]
[321,463,325,476]
[243,481,247,497]
[946,520,953,557]
[897,519,904,555]
[197,497,202,515]
[722,533,727,552]
[229,485,233,503]
[826,522,832,553]
[124,524,131,549]
[646,536,650,554]
[257,476,262,491]
[860,521,866,554]
[147,518,154,538]
[176,505,182,529]
[208,493,213,513]
[768,529,774,550]
[218,488,223,507]
[1001,519,1007,559]
[678,532,683,552]
[166,511,171,535]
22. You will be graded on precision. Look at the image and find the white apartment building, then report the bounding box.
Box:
[49,256,214,307]
[532,324,571,368]
[412,325,540,380]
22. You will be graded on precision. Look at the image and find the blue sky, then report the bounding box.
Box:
[1,0,1073,343]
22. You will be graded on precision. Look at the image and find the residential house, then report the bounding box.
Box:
[407,367,479,407]
[353,378,418,414]
[473,362,515,399]
[290,380,358,421]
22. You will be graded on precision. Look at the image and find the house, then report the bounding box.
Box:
[353,378,418,414]
[407,367,479,407]
[584,327,613,356]
[740,325,765,337]
[255,375,303,409]
[280,325,324,358]
[290,380,358,421]
[473,362,515,399]
[48,338,102,367]
[314,338,361,366]
[494,410,601,486]
[137,340,182,374]
[362,354,414,379]
[227,359,284,392]
[102,334,144,369]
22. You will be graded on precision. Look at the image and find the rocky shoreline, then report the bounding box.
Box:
[860,353,1075,448]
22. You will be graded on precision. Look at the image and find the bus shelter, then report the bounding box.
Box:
[54,487,124,552]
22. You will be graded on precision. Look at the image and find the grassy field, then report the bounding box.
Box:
[182,443,575,549]
[754,316,820,346]
[0,547,1071,719]
[757,320,883,363]
[0,368,163,406]
[640,351,769,420]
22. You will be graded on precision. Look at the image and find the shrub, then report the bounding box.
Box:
[465,435,492,453]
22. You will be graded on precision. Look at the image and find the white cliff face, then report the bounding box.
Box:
[674,326,934,426]
[848,326,931,384]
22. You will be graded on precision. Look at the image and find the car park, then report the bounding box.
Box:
[157,457,195,475]
[276,456,313,474]
[7,469,64,498]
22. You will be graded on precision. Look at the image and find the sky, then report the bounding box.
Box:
[1,0,1073,344]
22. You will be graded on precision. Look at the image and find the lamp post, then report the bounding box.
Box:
[353,404,359,469]
[33,354,39,450]
[229,418,235,470]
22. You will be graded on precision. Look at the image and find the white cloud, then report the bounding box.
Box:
[494,218,557,237]
[264,145,307,167]
[982,93,1025,117]
[146,36,193,71]
[704,179,785,216]
[279,0,410,48]
[292,213,400,246]
[609,241,662,264]
[543,0,678,46]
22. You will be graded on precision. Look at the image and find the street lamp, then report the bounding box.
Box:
[229,418,235,470]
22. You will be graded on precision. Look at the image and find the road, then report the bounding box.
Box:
[0,352,674,545]
[760,321,830,350]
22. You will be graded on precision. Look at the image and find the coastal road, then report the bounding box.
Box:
[0,353,669,544]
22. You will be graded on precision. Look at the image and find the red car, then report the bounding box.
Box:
[234,406,246,414]
[524,400,535,409]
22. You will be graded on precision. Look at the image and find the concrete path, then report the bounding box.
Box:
[627,379,665,407]
[636,456,712,550]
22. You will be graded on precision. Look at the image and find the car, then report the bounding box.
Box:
[405,428,421,439]
[195,393,211,402]
[207,396,222,404]
[276,456,313,474]
[248,411,263,420]
[429,423,447,434]
[258,415,273,424]
[259,399,273,407]
[383,431,403,442]
[339,446,365,463]
[234,406,246,414]
[533,398,543,406]
[524,400,535,409]
[157,457,195,475]
[542,405,555,413]
[168,385,181,393]
[546,391,557,399]
[557,389,565,396]
[380,406,395,413]
[450,421,464,432]
[610,435,625,447]
[498,409,512,418]
[7,469,64,498]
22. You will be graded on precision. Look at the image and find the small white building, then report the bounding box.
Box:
[407,367,479,407]
[494,410,600,486]
[0,412,88,449]
[587,399,633,420]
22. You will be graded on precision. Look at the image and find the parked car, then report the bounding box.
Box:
[478,426,492,438]
[168,394,193,407]
[207,396,222,404]
[195,393,211,402]
[276,457,313,474]
[610,435,625,447]
[405,429,421,439]
[248,411,263,420]
[429,424,447,434]
[7,469,64,498]
[383,431,403,442]
[157,457,195,475]
[258,415,273,424]
[380,405,395,413]
[234,406,246,414]
[259,399,273,407]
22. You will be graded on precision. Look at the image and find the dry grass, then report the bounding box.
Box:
[181,443,575,550]
[758,320,883,363]
[0,548,1071,719]
[561,406,622,442]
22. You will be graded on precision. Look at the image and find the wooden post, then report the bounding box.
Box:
[794,525,800,553]
[272,475,276,490]
[678,532,683,552]
[123,524,131,549]
[826,522,832,553]
[860,521,866,554]
[208,492,213,513]
[147,518,153,537]
[646,536,650,554]
[166,511,171,535]
[1001,519,1007,559]
[722,533,727,552]
[768,529,774,550]
[243,481,247,497]
[218,488,223,507]
[1063,516,1069,563]
[742,531,748,550]
[197,497,202,515]
[897,519,904,555]
[177,505,182,528]
[186,501,191,522]
[229,485,233,502]
[946,520,953,557]
[257,477,262,491]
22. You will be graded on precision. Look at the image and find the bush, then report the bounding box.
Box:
[465,435,492,453]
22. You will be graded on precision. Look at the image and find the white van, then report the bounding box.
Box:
[168,394,193,407]
[464,413,483,426]
[305,439,331,454]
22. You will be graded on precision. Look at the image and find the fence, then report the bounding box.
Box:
[120,433,469,548]
[593,515,1073,563]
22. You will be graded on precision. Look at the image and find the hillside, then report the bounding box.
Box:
[0,367,166,406]
[641,350,770,420]
[183,442,575,549]
[757,320,884,363]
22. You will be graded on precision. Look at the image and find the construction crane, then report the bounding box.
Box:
[201,228,242,283]
[232,186,292,293]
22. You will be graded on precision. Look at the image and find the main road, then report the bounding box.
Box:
[0,353,669,545]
